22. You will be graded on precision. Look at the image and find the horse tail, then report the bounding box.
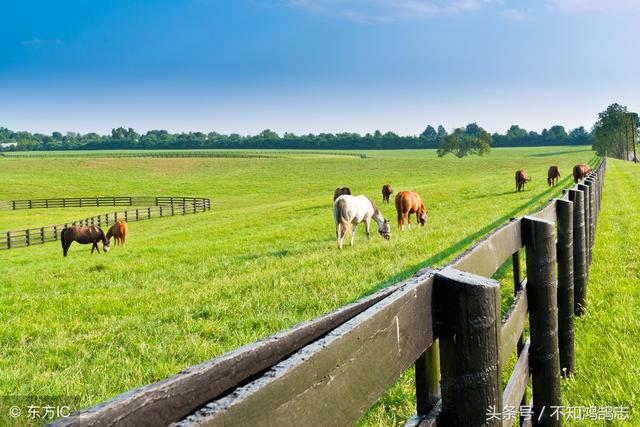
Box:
[333,198,351,236]
[61,227,69,256]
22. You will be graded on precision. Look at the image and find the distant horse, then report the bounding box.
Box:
[515,170,531,192]
[61,225,110,257]
[547,166,561,187]
[381,184,393,204]
[106,220,128,246]
[395,191,428,230]
[573,164,591,183]
[333,187,352,201]
[333,195,391,249]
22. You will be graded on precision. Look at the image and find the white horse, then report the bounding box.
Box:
[333,195,391,249]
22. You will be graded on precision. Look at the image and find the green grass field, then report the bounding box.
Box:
[1,147,618,425]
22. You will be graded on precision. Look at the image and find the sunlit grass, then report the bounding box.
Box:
[0,147,597,423]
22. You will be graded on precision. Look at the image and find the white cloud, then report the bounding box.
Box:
[288,0,494,22]
[546,0,640,12]
[501,8,527,20]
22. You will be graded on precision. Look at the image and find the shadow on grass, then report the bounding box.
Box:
[528,148,592,158]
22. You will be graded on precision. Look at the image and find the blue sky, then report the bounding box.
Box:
[0,0,638,135]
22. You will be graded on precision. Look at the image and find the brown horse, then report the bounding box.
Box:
[395,191,428,230]
[515,170,530,192]
[381,184,393,204]
[573,164,591,183]
[333,187,352,201]
[547,166,561,187]
[106,220,128,246]
[61,225,110,257]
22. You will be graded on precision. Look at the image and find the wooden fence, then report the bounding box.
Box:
[1,196,211,250]
[50,159,605,427]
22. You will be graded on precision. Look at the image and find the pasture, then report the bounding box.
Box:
[0,147,598,423]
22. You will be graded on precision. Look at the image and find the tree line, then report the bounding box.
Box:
[0,123,594,153]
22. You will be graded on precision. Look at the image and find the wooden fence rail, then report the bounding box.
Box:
[0,196,211,250]
[49,159,606,427]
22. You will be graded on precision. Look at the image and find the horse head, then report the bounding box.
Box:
[378,219,391,240]
[99,229,110,253]
[418,207,428,226]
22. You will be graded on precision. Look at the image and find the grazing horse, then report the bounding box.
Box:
[573,164,591,183]
[547,166,561,187]
[333,187,352,201]
[395,191,428,230]
[333,195,391,249]
[106,220,128,246]
[381,184,393,204]
[61,225,110,257]
[515,170,531,192]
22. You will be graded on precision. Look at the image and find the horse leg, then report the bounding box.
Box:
[63,241,70,257]
[337,224,346,249]
[365,219,371,240]
[397,213,404,231]
[350,224,357,246]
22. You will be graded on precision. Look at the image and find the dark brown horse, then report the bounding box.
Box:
[573,164,592,183]
[381,184,393,204]
[547,166,561,187]
[395,191,428,230]
[333,187,351,201]
[515,170,530,192]
[61,225,110,257]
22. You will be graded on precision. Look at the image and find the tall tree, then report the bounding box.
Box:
[437,123,491,158]
[592,103,638,159]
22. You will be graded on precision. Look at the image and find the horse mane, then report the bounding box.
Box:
[367,197,381,216]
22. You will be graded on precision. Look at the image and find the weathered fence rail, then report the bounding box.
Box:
[1,196,211,250]
[50,159,606,427]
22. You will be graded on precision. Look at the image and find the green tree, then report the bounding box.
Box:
[506,125,528,139]
[437,123,491,158]
[592,103,638,159]
[420,125,437,139]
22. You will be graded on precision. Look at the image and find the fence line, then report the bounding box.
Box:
[50,159,606,427]
[1,196,211,250]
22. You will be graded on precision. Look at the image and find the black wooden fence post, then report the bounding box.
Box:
[522,216,562,427]
[556,199,574,377]
[414,341,440,417]
[435,267,502,427]
[568,189,587,316]
[577,183,591,267]
[585,179,596,254]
